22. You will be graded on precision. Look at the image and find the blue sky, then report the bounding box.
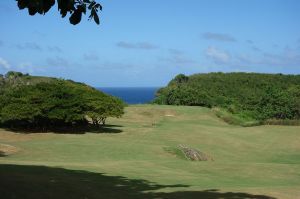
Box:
[0,0,300,87]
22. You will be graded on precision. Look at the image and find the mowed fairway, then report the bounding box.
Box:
[0,105,300,199]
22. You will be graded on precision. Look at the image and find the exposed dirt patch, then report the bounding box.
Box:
[0,144,19,156]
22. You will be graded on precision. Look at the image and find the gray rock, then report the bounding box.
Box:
[178,144,213,161]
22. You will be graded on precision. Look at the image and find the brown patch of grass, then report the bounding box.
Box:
[0,129,54,142]
[0,144,19,156]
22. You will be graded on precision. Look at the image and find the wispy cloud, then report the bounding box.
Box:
[98,62,136,70]
[260,47,300,66]
[83,52,99,61]
[116,41,158,50]
[0,57,11,69]
[48,46,62,53]
[233,46,300,70]
[0,40,3,47]
[46,56,69,67]
[16,42,43,51]
[245,40,261,52]
[33,31,46,38]
[202,32,236,42]
[159,56,195,64]
[205,46,231,64]
[168,49,184,55]
[252,46,261,52]
[15,42,63,53]
[246,40,254,44]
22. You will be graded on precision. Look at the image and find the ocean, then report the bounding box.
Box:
[98,87,160,104]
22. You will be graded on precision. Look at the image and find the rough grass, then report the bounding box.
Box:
[212,107,261,127]
[0,105,300,199]
[264,119,300,126]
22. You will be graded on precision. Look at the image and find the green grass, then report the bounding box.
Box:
[1,105,300,199]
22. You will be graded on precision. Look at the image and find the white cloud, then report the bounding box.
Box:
[0,57,11,69]
[16,42,43,51]
[205,46,231,64]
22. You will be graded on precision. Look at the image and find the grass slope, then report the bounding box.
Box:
[0,105,300,199]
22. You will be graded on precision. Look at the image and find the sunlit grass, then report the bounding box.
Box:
[1,105,300,199]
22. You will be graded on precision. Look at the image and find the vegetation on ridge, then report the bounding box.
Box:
[154,72,300,125]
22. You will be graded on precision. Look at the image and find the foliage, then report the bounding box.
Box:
[16,0,102,25]
[0,72,124,129]
[154,72,300,124]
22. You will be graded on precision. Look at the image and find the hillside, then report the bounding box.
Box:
[0,71,55,89]
[154,73,300,125]
[0,105,299,199]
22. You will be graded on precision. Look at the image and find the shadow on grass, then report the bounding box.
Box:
[2,124,123,134]
[0,151,6,157]
[0,164,276,199]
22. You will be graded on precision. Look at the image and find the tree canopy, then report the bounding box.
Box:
[16,0,102,25]
[154,73,300,124]
[0,72,125,130]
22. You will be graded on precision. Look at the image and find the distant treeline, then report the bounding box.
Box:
[153,73,300,125]
[0,71,125,130]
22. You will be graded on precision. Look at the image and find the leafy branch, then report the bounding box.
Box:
[16,0,102,25]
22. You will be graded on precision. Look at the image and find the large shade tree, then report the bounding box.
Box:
[15,0,102,25]
[0,72,125,130]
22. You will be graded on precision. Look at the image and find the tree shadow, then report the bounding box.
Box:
[2,124,123,134]
[0,164,276,199]
[0,151,6,157]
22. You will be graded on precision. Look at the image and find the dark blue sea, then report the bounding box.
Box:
[98,87,160,104]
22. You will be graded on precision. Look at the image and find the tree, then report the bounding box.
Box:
[0,72,125,130]
[16,0,102,25]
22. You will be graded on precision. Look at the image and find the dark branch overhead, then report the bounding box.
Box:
[16,0,102,25]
